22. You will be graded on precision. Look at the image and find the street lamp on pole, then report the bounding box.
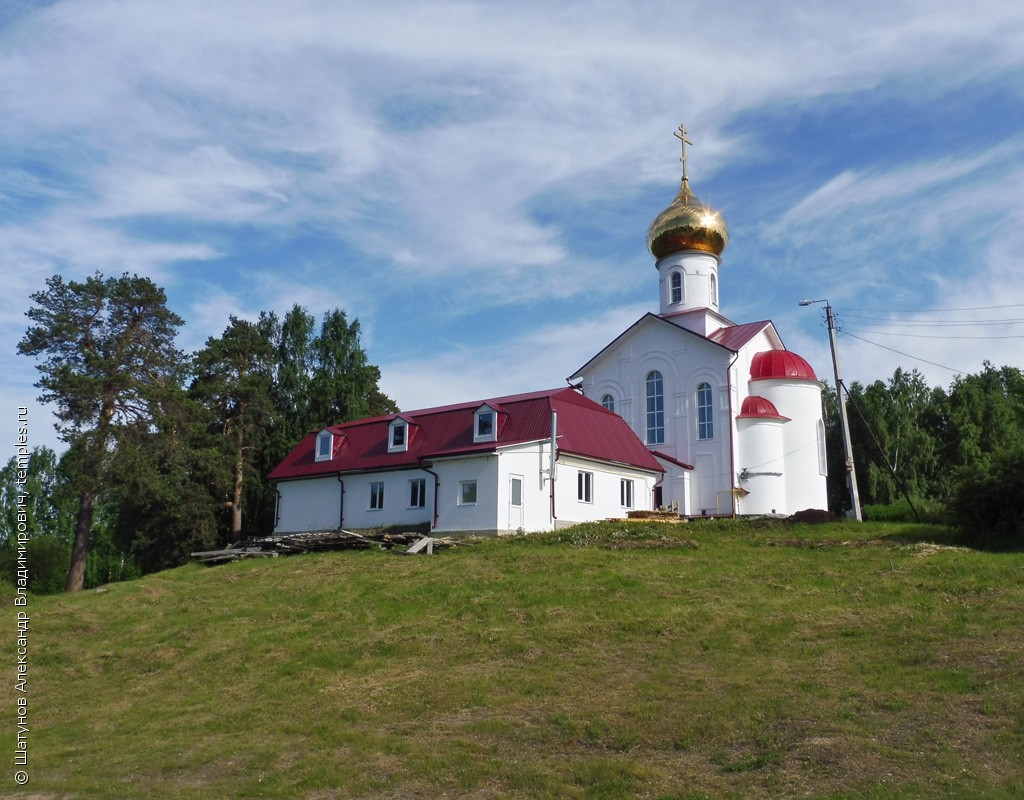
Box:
[799,299,862,521]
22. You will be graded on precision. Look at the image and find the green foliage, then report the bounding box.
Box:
[827,363,1024,542]
[949,444,1024,546]
[862,497,946,524]
[18,272,187,590]
[250,305,397,536]
[0,446,75,545]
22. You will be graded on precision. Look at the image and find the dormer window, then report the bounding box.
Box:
[388,417,409,453]
[474,406,497,443]
[315,430,334,462]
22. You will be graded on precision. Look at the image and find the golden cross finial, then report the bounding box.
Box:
[674,123,693,182]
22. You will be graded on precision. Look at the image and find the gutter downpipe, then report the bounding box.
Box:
[335,474,345,529]
[726,351,740,517]
[420,460,440,530]
[549,410,558,525]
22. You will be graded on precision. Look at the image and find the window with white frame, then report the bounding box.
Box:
[389,419,408,452]
[697,382,714,440]
[459,480,478,505]
[710,272,718,306]
[474,408,496,442]
[601,393,615,412]
[369,481,385,510]
[315,430,333,461]
[670,270,683,304]
[817,419,828,476]
[620,478,634,508]
[409,478,426,508]
[510,476,522,507]
[646,371,665,445]
[578,470,593,503]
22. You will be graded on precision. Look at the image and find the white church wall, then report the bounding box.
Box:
[751,378,828,512]
[736,418,788,515]
[656,251,721,320]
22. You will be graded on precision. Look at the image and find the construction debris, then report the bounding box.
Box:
[191,529,469,565]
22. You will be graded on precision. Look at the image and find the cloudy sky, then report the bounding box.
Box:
[3,0,1023,455]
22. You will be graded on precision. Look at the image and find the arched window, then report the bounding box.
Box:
[709,273,718,306]
[601,393,615,412]
[670,271,683,304]
[645,371,665,445]
[697,382,713,440]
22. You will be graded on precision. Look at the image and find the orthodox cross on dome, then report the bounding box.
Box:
[674,123,693,183]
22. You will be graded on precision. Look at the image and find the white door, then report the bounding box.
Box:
[508,475,524,530]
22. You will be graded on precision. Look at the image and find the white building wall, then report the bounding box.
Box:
[275,445,661,536]
[432,455,501,533]
[494,443,555,534]
[554,455,658,527]
[735,418,788,515]
[275,475,343,533]
[750,378,829,512]
[576,318,737,517]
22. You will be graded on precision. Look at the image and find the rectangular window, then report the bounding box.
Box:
[578,470,593,503]
[409,478,426,508]
[391,424,405,448]
[316,432,332,460]
[620,479,634,508]
[459,480,477,505]
[369,481,385,510]
[476,411,494,439]
[510,476,522,507]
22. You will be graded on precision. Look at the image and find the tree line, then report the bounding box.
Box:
[822,363,1024,542]
[4,273,396,591]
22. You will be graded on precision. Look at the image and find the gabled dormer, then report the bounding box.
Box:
[314,428,338,462]
[473,403,502,443]
[388,415,413,453]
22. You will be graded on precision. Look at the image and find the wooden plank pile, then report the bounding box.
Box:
[191,529,467,565]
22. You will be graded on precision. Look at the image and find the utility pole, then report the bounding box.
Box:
[800,299,862,521]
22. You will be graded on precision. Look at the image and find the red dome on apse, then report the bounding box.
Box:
[750,350,817,381]
[737,395,789,420]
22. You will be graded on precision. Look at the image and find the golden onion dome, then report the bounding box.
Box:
[646,176,729,259]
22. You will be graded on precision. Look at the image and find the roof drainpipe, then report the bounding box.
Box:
[726,352,740,517]
[336,474,345,529]
[549,410,558,524]
[420,460,440,530]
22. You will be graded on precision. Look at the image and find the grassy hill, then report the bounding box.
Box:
[4,519,1023,799]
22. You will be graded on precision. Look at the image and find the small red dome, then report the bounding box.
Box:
[737,395,789,420]
[750,350,817,381]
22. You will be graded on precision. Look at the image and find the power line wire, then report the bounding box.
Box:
[848,329,1024,340]
[846,302,1024,313]
[839,331,966,374]
[843,315,1024,326]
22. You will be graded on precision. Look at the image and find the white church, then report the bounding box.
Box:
[269,126,829,534]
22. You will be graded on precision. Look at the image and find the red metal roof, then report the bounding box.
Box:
[708,320,772,351]
[749,350,817,381]
[268,387,663,481]
[737,395,790,421]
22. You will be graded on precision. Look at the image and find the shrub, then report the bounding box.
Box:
[949,445,1024,547]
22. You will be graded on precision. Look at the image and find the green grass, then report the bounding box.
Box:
[4,519,1024,798]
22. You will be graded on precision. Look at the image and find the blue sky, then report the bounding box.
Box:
[3,0,1024,456]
